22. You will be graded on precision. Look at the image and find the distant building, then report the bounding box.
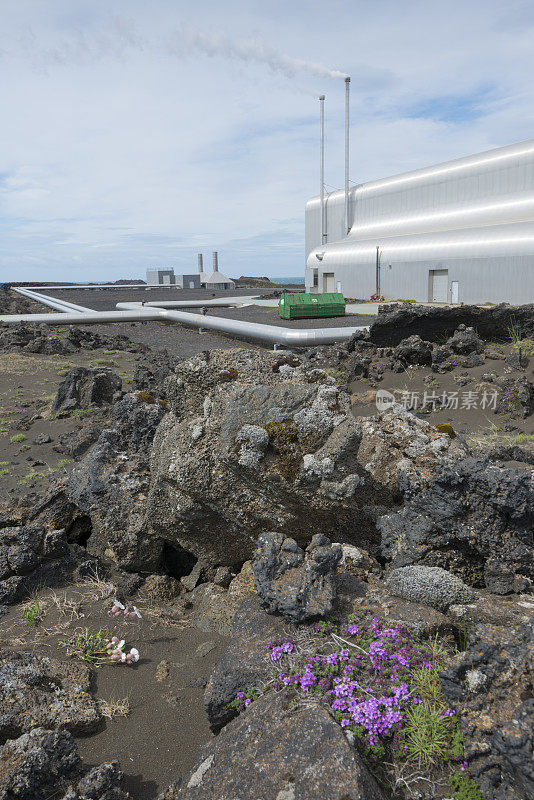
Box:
[203,251,235,290]
[146,268,176,286]
[175,274,201,289]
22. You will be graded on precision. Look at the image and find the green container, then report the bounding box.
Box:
[278,292,345,320]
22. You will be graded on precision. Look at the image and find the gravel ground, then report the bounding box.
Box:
[32,288,374,360]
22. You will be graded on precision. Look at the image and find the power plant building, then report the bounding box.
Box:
[305,139,534,305]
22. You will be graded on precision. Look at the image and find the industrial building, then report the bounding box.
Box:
[305,138,534,304]
[199,251,235,290]
[146,268,176,286]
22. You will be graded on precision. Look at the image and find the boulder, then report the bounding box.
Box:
[0,727,128,800]
[145,349,386,568]
[368,302,534,346]
[446,324,484,355]
[66,393,166,571]
[385,565,475,612]
[204,597,294,732]
[379,457,534,593]
[392,334,433,365]
[440,617,534,800]
[52,367,122,412]
[0,651,102,739]
[252,532,341,623]
[495,376,534,418]
[0,524,72,607]
[180,691,387,799]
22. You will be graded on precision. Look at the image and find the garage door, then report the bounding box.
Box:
[431,270,448,303]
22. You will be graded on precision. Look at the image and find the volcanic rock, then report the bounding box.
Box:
[52,367,122,412]
[181,691,387,799]
[379,456,534,593]
[252,532,341,623]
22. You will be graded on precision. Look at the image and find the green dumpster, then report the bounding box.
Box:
[278,292,345,320]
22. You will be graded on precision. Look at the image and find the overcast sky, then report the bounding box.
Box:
[1,0,534,281]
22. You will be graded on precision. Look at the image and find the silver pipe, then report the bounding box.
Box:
[0,305,366,346]
[198,254,203,274]
[0,309,164,325]
[213,251,219,272]
[116,297,258,309]
[345,76,351,235]
[13,287,96,314]
[320,94,326,244]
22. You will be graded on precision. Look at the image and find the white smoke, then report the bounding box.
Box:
[170,25,349,81]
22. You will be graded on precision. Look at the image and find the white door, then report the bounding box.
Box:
[162,275,171,285]
[431,270,448,302]
[336,281,342,294]
[451,281,459,304]
[323,272,335,292]
[189,281,195,289]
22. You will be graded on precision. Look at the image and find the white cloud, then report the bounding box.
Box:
[0,0,533,280]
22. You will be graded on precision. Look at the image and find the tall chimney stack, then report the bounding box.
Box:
[213,251,219,272]
[320,95,326,244]
[345,76,350,235]
[197,253,203,274]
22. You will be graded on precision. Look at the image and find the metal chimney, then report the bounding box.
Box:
[213,251,219,272]
[345,76,350,235]
[197,253,203,274]
[320,95,326,244]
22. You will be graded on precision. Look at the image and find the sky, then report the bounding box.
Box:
[1,0,534,282]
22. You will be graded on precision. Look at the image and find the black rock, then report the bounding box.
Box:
[52,367,122,412]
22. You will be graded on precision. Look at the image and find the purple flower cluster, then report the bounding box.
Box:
[262,615,446,752]
[269,640,294,661]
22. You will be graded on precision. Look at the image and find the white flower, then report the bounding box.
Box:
[132,607,142,619]
[129,648,140,662]
[113,599,126,610]
[117,639,125,651]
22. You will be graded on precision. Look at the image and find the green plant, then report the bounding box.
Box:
[59,627,109,666]
[10,433,26,443]
[323,368,350,385]
[400,701,460,766]
[22,600,42,627]
[0,468,9,477]
[508,317,522,345]
[449,771,483,799]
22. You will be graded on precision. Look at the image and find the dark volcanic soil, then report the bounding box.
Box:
[0,584,227,799]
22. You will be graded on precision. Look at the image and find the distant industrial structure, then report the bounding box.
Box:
[305,138,534,305]
[146,252,235,291]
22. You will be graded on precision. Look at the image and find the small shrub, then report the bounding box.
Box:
[22,601,42,627]
[449,770,483,800]
[436,422,456,439]
[10,433,26,443]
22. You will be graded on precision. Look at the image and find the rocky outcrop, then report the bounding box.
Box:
[0,651,102,740]
[66,393,165,571]
[179,691,386,800]
[0,524,73,607]
[145,349,389,568]
[133,350,176,399]
[252,532,341,622]
[368,302,534,346]
[52,367,122,412]
[0,727,128,800]
[0,321,149,354]
[379,457,534,593]
[440,617,533,800]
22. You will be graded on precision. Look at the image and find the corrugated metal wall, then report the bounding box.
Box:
[305,139,534,303]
